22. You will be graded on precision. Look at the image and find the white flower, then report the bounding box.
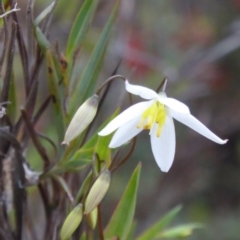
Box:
[98,81,228,172]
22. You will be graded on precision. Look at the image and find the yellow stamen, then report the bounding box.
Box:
[137,101,166,137]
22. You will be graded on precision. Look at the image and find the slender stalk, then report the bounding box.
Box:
[10,0,30,95]
[27,0,34,65]
[21,108,51,169]
[0,1,8,73]
[97,204,104,240]
[96,75,126,95]
[110,137,136,173]
[1,21,16,103]
[32,95,52,125]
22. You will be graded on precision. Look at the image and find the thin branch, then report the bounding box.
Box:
[110,137,136,173]
[97,204,104,240]
[27,0,34,67]
[21,108,51,169]
[32,95,52,125]
[108,148,121,170]
[10,0,30,95]
[0,2,9,73]
[24,77,39,116]
[0,21,16,103]
[0,127,22,153]
[38,183,51,219]
[0,3,20,18]
[96,74,126,95]
[36,131,57,155]
[79,66,122,148]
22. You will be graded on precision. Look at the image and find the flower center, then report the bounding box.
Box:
[137,101,166,137]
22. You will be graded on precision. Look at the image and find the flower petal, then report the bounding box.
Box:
[158,97,190,114]
[169,109,228,144]
[109,116,143,148]
[125,80,159,99]
[150,115,176,172]
[98,101,152,136]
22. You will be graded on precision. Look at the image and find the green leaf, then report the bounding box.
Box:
[75,171,93,203]
[94,131,112,166]
[66,0,99,59]
[46,50,66,143]
[104,163,141,240]
[126,221,137,240]
[35,27,50,51]
[94,107,117,165]
[157,223,204,239]
[136,205,182,240]
[34,2,55,26]
[50,159,89,175]
[70,1,119,112]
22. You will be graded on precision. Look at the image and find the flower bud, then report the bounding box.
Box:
[60,203,83,240]
[84,169,111,214]
[62,94,99,145]
[86,207,98,229]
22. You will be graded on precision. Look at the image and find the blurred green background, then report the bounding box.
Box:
[13,0,240,239]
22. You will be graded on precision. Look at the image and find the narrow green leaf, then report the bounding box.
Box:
[34,1,55,26]
[126,221,137,240]
[93,102,118,166]
[80,43,107,109]
[35,27,50,51]
[70,1,119,112]
[95,130,112,166]
[136,205,182,240]
[104,163,141,240]
[49,159,89,175]
[68,147,95,163]
[157,223,204,239]
[75,171,92,203]
[66,0,98,57]
[54,176,74,202]
[46,50,66,143]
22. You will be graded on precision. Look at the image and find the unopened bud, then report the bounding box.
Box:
[62,95,99,145]
[85,170,111,214]
[86,207,98,229]
[60,203,83,240]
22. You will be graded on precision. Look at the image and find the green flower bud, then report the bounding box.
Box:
[85,170,111,214]
[86,207,98,229]
[60,203,83,240]
[62,94,99,145]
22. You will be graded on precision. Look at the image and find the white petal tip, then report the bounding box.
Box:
[108,144,116,149]
[160,168,169,173]
[219,139,228,145]
[98,131,106,136]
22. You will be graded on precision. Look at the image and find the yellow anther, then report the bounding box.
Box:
[137,101,166,137]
